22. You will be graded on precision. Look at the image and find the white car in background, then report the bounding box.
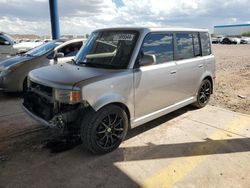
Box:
[13,41,43,54]
[240,37,250,44]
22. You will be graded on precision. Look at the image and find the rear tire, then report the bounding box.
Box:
[193,79,212,108]
[80,105,128,154]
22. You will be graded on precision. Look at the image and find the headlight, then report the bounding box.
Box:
[0,68,11,77]
[54,89,81,104]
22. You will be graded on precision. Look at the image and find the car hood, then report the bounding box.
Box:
[29,63,122,90]
[0,55,33,69]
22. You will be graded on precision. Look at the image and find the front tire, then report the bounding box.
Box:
[80,105,128,154]
[193,79,212,108]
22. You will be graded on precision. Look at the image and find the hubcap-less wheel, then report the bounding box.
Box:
[198,80,211,106]
[81,105,128,154]
[96,113,124,149]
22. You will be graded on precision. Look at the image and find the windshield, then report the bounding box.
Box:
[75,30,139,69]
[26,41,61,57]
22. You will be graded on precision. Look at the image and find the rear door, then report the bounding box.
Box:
[134,32,179,119]
[174,32,205,100]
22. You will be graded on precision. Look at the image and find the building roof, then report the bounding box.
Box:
[214,24,250,28]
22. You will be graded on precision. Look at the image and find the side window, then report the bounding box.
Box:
[200,32,211,56]
[0,36,7,45]
[58,42,83,57]
[193,33,201,57]
[175,33,194,60]
[142,33,174,64]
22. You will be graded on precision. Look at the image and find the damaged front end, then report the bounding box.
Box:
[22,80,88,130]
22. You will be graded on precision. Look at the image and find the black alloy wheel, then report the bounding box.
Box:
[96,113,125,149]
[81,105,128,154]
[193,79,212,108]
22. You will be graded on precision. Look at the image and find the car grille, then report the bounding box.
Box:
[30,81,53,97]
[23,91,54,121]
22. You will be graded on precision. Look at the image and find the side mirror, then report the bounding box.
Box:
[4,41,11,45]
[139,54,156,67]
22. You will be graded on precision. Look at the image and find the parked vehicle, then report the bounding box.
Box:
[221,37,241,44]
[0,32,16,61]
[212,37,220,44]
[240,37,250,44]
[22,27,215,154]
[0,32,44,61]
[0,38,85,92]
[13,41,43,54]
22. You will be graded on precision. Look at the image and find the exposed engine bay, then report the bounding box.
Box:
[23,80,85,129]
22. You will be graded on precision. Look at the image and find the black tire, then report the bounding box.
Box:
[193,79,212,108]
[80,105,128,154]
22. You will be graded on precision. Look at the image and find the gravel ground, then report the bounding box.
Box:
[210,44,250,114]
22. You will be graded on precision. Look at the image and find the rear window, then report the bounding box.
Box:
[200,32,211,56]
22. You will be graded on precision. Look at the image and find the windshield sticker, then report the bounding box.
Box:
[114,34,134,41]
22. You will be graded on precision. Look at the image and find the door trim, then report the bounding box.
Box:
[131,96,195,128]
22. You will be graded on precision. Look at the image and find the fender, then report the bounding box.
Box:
[84,93,134,121]
[196,71,214,95]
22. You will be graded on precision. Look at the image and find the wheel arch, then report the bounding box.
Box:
[203,75,213,94]
[90,97,132,129]
[197,72,214,95]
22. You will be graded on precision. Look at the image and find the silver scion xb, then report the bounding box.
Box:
[22,27,215,154]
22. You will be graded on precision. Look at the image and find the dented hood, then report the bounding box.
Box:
[28,63,121,90]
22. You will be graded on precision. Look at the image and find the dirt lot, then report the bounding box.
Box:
[0,45,250,188]
[210,45,250,114]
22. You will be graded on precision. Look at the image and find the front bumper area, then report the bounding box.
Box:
[22,104,58,128]
[23,90,82,129]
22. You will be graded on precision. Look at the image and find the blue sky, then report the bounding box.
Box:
[113,0,125,7]
[0,0,250,35]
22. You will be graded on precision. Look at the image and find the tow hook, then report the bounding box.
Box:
[49,115,65,129]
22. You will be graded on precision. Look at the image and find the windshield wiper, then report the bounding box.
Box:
[77,61,117,69]
[78,61,87,65]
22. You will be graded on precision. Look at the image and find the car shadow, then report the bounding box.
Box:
[44,105,197,153]
[2,105,249,188]
[115,137,250,161]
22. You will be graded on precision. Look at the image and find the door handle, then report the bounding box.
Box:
[170,70,177,74]
[198,64,204,68]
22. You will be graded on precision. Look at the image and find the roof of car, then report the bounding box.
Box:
[56,38,68,43]
[94,27,209,33]
[56,38,86,43]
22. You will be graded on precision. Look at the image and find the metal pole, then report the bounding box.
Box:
[49,0,60,39]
